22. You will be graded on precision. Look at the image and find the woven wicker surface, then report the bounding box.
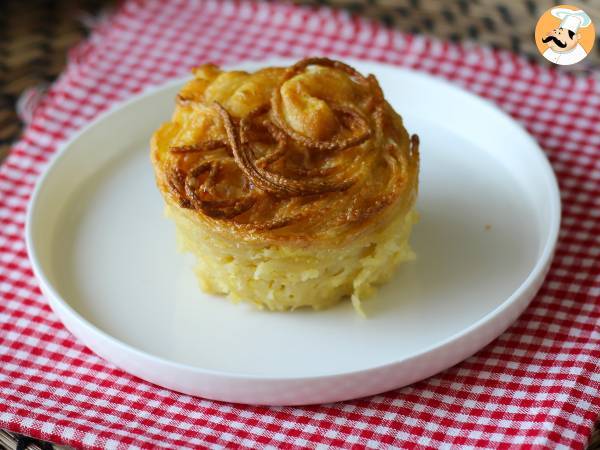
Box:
[291,0,600,66]
[0,1,598,449]
[0,0,112,162]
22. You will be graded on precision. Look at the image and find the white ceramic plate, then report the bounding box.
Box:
[26,58,560,405]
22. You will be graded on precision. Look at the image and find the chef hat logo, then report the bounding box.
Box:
[551,8,592,33]
[534,5,595,66]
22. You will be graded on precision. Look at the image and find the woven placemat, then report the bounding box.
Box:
[291,0,600,64]
[0,0,598,448]
[0,0,113,163]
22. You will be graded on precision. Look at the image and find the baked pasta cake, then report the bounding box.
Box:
[151,58,420,313]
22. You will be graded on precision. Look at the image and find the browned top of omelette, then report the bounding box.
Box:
[151,58,419,244]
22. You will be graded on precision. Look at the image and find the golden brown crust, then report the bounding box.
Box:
[151,58,419,245]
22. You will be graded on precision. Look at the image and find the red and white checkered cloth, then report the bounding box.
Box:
[1,1,599,448]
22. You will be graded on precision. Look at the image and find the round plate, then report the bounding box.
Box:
[26,58,560,405]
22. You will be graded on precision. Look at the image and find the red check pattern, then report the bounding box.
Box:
[1,1,599,448]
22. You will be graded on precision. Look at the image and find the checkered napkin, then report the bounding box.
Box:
[1,1,599,448]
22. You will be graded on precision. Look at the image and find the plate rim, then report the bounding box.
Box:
[25,57,561,383]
